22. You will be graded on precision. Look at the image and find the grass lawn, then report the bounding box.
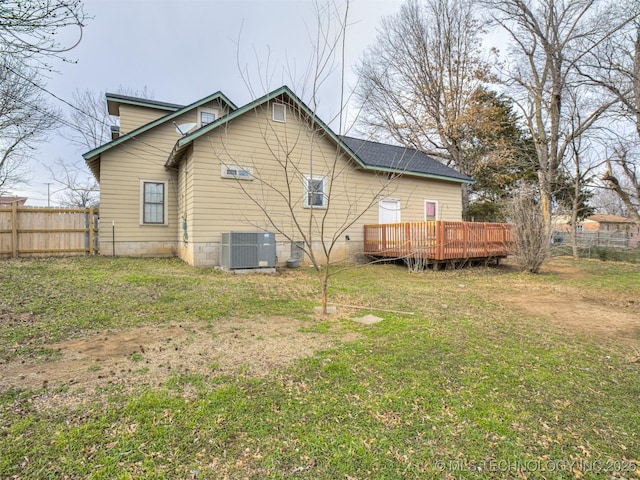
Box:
[0,256,639,479]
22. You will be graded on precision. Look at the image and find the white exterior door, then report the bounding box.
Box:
[379,199,401,224]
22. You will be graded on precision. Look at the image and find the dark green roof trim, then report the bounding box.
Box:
[168,86,367,169]
[358,164,473,183]
[167,86,472,184]
[176,86,351,149]
[106,93,185,112]
[83,91,238,162]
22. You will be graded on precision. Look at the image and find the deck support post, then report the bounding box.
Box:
[11,202,18,258]
[437,221,445,260]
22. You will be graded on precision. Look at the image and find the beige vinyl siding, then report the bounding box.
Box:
[196,100,231,126]
[118,104,173,134]
[99,98,233,260]
[119,100,232,137]
[177,148,196,264]
[186,102,462,253]
[98,114,198,247]
[199,100,231,117]
[377,176,463,222]
[99,95,462,264]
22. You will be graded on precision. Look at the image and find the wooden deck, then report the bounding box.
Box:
[364,221,513,262]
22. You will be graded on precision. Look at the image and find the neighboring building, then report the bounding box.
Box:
[83,86,473,267]
[553,214,640,248]
[0,196,27,207]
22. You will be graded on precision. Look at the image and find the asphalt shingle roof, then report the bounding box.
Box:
[341,136,473,183]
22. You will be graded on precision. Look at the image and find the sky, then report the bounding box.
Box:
[12,0,404,205]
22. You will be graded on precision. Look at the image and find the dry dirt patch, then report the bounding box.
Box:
[501,290,640,337]
[0,316,359,402]
[490,262,640,339]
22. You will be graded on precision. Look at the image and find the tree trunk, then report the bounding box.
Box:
[461,183,470,220]
[320,268,329,315]
[570,210,579,259]
[538,170,554,237]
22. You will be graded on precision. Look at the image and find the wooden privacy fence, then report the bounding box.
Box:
[0,205,99,258]
[364,221,514,261]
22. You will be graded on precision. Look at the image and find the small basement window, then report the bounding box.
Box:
[221,164,254,180]
[272,103,286,123]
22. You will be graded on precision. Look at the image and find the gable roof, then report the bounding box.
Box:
[165,85,472,184]
[83,91,238,179]
[106,93,185,116]
[166,85,357,168]
[340,136,473,183]
[0,196,28,206]
[587,214,636,224]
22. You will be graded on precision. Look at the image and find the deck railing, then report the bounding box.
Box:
[364,221,513,261]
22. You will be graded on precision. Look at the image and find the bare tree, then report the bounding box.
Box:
[62,89,114,151]
[212,102,404,314]
[63,85,155,151]
[505,187,549,273]
[0,0,87,71]
[602,145,640,223]
[0,0,87,193]
[0,60,58,177]
[55,86,154,206]
[355,0,492,214]
[580,5,640,136]
[0,152,29,195]
[45,157,98,207]
[591,183,632,216]
[214,0,409,314]
[486,0,629,230]
[559,141,598,258]
[579,7,640,222]
[549,87,611,257]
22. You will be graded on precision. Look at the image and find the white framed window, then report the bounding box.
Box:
[272,103,286,123]
[197,107,218,127]
[424,200,438,221]
[220,163,254,180]
[304,175,327,208]
[140,180,168,225]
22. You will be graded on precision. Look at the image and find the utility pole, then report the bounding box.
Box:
[45,183,52,206]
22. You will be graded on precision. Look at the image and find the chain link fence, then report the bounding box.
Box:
[551,231,640,262]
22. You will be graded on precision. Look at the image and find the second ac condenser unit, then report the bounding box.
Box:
[221,232,276,269]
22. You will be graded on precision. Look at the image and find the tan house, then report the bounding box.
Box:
[83,86,472,267]
[553,214,640,248]
[583,214,639,233]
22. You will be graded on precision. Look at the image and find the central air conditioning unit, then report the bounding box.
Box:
[221,232,277,269]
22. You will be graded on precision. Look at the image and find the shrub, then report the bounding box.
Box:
[505,188,550,273]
